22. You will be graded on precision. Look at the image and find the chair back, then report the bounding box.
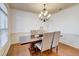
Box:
[52,31,61,48]
[31,30,44,38]
[41,32,54,52]
[31,30,38,35]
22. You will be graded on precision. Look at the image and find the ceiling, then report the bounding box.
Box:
[9,3,78,14]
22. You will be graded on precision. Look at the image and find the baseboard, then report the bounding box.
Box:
[3,43,10,56]
[0,41,11,56]
[59,42,79,50]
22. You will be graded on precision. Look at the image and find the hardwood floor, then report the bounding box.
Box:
[7,43,79,56]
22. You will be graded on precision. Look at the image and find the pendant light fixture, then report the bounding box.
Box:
[39,4,51,22]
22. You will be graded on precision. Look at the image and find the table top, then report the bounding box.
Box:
[20,37,42,45]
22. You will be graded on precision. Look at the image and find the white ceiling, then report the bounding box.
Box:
[9,3,78,14]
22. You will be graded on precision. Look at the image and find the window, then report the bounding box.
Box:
[0,3,8,48]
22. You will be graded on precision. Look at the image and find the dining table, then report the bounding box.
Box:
[20,37,42,54]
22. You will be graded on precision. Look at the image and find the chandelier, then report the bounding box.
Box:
[39,4,51,22]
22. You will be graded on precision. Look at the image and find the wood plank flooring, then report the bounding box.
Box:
[7,43,79,56]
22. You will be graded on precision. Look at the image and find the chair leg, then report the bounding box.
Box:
[56,46,58,53]
[39,51,43,56]
[50,48,53,52]
[34,47,37,53]
[40,51,42,56]
[35,47,37,52]
[34,47,39,56]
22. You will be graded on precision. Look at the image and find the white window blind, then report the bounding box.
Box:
[0,3,8,48]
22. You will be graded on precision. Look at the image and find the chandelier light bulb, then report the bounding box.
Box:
[39,14,41,17]
[41,11,43,14]
[47,14,51,18]
[44,11,48,16]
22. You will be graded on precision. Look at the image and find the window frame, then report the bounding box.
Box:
[0,4,8,48]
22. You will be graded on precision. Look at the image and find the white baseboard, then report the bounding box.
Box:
[3,43,10,56]
[0,41,11,56]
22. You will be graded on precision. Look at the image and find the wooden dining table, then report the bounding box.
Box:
[20,37,42,54]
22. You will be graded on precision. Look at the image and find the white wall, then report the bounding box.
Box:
[48,4,79,49]
[11,9,48,33]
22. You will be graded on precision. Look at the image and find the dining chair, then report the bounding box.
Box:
[31,30,44,38]
[31,30,39,38]
[35,32,54,55]
[52,31,61,53]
